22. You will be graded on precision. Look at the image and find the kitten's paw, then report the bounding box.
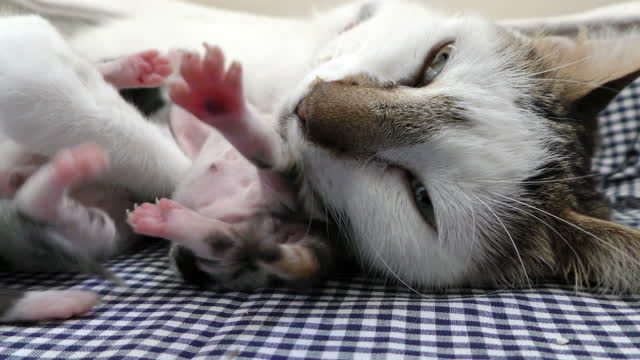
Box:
[169,45,285,169]
[0,166,39,197]
[6,290,99,322]
[14,144,109,222]
[50,143,109,188]
[169,44,244,123]
[127,198,184,238]
[183,219,327,291]
[261,243,321,280]
[103,50,172,88]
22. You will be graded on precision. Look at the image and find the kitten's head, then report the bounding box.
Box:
[280,1,640,292]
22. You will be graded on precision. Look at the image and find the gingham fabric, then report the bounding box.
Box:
[594,80,640,229]
[2,83,640,360]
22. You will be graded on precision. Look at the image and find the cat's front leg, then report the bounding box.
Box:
[0,15,190,198]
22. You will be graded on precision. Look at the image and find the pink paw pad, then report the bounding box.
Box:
[127,198,184,238]
[169,44,244,123]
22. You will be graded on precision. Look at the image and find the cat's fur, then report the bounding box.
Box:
[8,0,640,294]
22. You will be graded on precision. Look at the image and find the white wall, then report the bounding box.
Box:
[189,0,637,19]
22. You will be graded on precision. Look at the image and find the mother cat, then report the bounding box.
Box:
[8,0,640,293]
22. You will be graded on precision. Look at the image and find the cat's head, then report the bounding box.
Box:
[279,1,640,292]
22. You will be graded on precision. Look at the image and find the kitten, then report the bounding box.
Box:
[13,0,640,294]
[0,15,337,321]
[127,47,340,291]
[0,15,185,322]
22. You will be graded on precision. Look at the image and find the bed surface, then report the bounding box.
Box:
[3,243,640,360]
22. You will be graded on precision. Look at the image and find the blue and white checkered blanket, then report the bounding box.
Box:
[2,81,640,360]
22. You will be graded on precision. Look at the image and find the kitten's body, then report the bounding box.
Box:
[3,0,640,324]
[0,16,189,321]
[0,14,336,321]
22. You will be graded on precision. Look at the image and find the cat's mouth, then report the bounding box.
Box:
[386,165,438,232]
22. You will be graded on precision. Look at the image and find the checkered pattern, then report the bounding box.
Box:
[594,80,640,228]
[2,83,640,360]
[3,243,640,360]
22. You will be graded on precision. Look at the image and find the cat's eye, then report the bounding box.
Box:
[418,42,455,86]
[411,178,437,230]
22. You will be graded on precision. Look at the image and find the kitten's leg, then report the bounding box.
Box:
[170,45,289,170]
[0,166,39,198]
[14,144,119,257]
[127,198,232,255]
[0,289,98,323]
[127,199,330,289]
[0,15,190,198]
[99,50,172,89]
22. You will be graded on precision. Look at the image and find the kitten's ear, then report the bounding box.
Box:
[558,210,640,293]
[169,105,213,159]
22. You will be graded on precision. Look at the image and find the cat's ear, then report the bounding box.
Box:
[501,3,640,112]
[169,105,213,159]
[530,32,640,107]
[557,210,640,293]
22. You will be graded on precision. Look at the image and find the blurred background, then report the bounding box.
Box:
[189,0,637,18]
[2,0,637,36]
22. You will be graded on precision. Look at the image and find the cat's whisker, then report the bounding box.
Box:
[527,56,591,77]
[459,191,479,269]
[460,173,601,185]
[489,191,640,269]
[478,194,585,277]
[304,190,315,240]
[474,195,533,289]
[532,78,621,93]
[370,239,427,297]
[327,204,362,265]
[522,45,562,68]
